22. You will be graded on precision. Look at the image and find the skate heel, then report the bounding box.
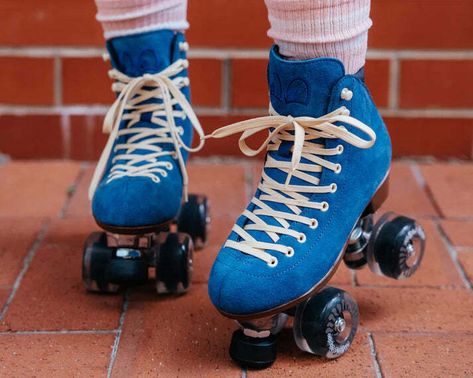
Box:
[362,174,390,217]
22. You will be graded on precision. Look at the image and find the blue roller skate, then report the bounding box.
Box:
[82,30,210,296]
[206,46,425,369]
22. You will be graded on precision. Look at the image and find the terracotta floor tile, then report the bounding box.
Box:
[249,332,374,378]
[3,218,123,331]
[0,289,8,310]
[458,252,473,285]
[441,220,473,248]
[0,217,44,287]
[356,220,462,288]
[0,333,114,377]
[188,162,248,217]
[352,287,473,333]
[379,162,437,218]
[420,163,473,218]
[193,215,234,284]
[112,284,241,377]
[0,162,81,217]
[374,333,473,377]
[65,165,93,218]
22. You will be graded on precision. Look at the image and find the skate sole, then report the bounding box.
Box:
[219,172,390,322]
[95,219,172,235]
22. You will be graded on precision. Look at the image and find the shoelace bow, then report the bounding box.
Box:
[89,56,205,201]
[205,104,376,266]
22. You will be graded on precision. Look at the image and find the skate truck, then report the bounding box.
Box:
[82,194,210,295]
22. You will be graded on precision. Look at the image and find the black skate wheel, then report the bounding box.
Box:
[105,256,148,286]
[177,194,209,249]
[369,213,426,279]
[229,329,277,370]
[155,232,194,295]
[293,287,359,359]
[344,215,373,270]
[82,232,119,293]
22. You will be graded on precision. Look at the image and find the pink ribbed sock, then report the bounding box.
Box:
[264,0,372,74]
[95,0,188,40]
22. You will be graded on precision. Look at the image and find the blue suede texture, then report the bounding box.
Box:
[208,46,392,316]
[92,30,192,228]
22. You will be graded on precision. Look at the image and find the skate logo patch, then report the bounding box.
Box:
[269,73,309,105]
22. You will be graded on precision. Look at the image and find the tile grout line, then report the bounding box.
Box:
[106,289,130,378]
[0,329,116,336]
[0,219,50,321]
[435,221,472,290]
[221,58,232,112]
[59,162,89,218]
[53,55,63,106]
[241,368,247,378]
[388,57,400,110]
[367,332,383,378]
[410,163,444,218]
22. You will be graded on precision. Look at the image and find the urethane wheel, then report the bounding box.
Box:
[293,287,359,359]
[177,194,209,249]
[155,232,194,295]
[368,212,426,279]
[82,232,118,293]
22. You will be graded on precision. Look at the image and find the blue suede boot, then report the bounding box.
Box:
[207,46,392,318]
[89,30,204,233]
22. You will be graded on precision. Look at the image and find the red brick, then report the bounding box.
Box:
[0,334,114,376]
[2,218,123,331]
[0,1,102,46]
[379,162,437,218]
[370,0,473,49]
[353,287,473,332]
[232,59,268,108]
[0,162,81,218]
[400,60,473,109]
[69,115,107,161]
[386,117,473,159]
[189,58,222,107]
[374,334,473,377]
[113,284,241,377]
[365,59,390,108]
[0,57,55,105]
[441,220,473,248]
[62,58,113,105]
[188,0,270,48]
[0,218,44,288]
[0,115,64,159]
[356,220,463,288]
[458,252,473,285]
[420,163,473,218]
[251,332,373,377]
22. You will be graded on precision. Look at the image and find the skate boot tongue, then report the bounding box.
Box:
[247,48,347,244]
[106,30,177,76]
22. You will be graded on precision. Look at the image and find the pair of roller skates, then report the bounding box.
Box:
[83,29,426,371]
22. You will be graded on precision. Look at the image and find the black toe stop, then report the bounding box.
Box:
[229,329,277,370]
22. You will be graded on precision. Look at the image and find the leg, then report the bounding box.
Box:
[206,0,425,368]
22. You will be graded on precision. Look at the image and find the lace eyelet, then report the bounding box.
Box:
[341,88,353,101]
[321,202,329,212]
[298,233,307,243]
[337,145,344,154]
[335,164,342,174]
[309,219,318,229]
[166,162,173,170]
[268,258,278,267]
[179,42,189,52]
[286,247,295,257]
[330,183,337,193]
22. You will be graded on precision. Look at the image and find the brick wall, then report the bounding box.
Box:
[0,0,472,160]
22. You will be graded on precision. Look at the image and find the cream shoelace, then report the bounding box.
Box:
[89,48,204,201]
[206,104,376,267]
